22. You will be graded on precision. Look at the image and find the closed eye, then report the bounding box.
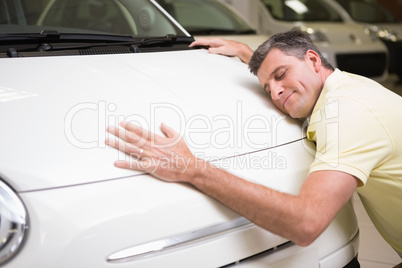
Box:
[275,70,286,80]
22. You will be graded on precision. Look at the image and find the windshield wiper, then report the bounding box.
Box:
[140,34,194,46]
[1,30,194,44]
[43,34,194,51]
[188,28,256,35]
[0,30,136,42]
[2,31,195,57]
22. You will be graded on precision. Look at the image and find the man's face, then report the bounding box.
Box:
[257,48,323,119]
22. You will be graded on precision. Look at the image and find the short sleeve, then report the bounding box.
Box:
[307,97,392,186]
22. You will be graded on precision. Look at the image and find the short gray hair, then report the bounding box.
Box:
[249,29,334,75]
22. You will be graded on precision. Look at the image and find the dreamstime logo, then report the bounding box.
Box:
[64,101,287,150]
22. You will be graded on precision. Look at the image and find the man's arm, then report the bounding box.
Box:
[106,122,358,246]
[189,38,254,64]
[186,163,358,246]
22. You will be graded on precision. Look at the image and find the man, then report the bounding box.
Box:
[106,29,402,257]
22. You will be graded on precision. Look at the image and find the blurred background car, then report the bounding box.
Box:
[154,0,270,50]
[221,0,390,82]
[0,0,359,267]
[328,0,402,84]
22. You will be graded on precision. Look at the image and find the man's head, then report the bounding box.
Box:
[249,29,334,119]
[249,29,334,75]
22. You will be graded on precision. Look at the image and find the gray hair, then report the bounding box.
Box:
[249,28,334,75]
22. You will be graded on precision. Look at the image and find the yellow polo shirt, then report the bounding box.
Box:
[307,69,402,257]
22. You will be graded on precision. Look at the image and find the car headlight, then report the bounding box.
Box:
[364,25,402,42]
[0,180,29,265]
[298,26,330,43]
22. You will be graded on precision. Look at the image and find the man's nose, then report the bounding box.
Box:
[271,85,284,100]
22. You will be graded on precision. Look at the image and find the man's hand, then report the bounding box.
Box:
[190,38,254,64]
[106,121,202,182]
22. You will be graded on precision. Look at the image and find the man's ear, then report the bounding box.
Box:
[305,50,322,72]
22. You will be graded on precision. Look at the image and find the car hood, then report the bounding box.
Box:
[0,49,304,192]
[195,34,270,50]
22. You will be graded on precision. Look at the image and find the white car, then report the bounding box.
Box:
[0,0,359,267]
[221,0,390,81]
[327,0,402,82]
[154,0,270,51]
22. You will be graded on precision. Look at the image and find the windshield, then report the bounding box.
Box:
[261,0,342,22]
[0,0,187,37]
[154,0,255,35]
[335,0,398,23]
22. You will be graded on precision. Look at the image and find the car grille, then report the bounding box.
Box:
[79,46,194,55]
[336,52,387,77]
[79,47,131,55]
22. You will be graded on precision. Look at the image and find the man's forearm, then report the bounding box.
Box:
[186,160,316,246]
[237,45,253,64]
